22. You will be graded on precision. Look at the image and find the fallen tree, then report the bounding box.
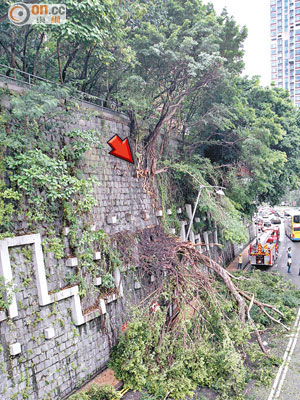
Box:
[110,226,300,399]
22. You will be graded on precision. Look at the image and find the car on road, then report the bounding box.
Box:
[271,217,281,224]
[264,221,272,227]
[254,217,263,224]
[262,216,272,226]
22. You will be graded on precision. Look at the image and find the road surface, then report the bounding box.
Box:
[250,220,300,400]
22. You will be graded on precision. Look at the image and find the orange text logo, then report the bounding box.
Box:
[8,3,66,26]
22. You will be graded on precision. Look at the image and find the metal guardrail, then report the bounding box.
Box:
[0,64,128,119]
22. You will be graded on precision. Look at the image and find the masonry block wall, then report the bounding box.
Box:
[0,105,161,400]
[0,238,160,400]
[0,88,253,399]
[77,108,158,235]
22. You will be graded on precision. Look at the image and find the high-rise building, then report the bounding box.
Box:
[270,0,300,107]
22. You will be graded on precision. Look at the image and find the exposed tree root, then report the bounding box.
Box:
[113,226,289,355]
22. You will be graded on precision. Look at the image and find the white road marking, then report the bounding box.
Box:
[267,306,300,400]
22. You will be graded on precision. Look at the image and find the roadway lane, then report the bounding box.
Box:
[252,220,300,400]
[270,220,300,288]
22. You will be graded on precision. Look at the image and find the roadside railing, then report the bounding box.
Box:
[0,64,128,118]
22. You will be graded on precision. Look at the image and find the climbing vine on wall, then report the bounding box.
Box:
[0,83,121,300]
[160,160,249,244]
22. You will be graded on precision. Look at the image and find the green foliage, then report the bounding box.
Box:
[0,84,99,229]
[68,385,120,400]
[110,308,248,399]
[0,0,131,85]
[68,393,90,400]
[43,235,65,260]
[7,149,82,202]
[0,276,15,311]
[86,384,121,400]
[63,225,121,296]
[0,84,120,301]
[236,270,300,329]
[0,180,20,232]
[163,161,248,243]
[101,273,115,290]
[157,175,181,233]
[181,76,300,212]
[110,271,299,400]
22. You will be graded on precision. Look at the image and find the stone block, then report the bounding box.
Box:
[125,213,132,222]
[106,293,117,303]
[9,342,21,356]
[170,228,176,235]
[156,210,163,217]
[195,217,201,223]
[0,310,6,322]
[94,277,102,286]
[66,257,78,267]
[45,327,55,340]
[93,252,101,260]
[177,208,182,214]
[63,227,70,236]
[134,281,141,289]
[106,216,117,224]
[167,209,172,215]
[185,204,193,219]
[180,221,187,241]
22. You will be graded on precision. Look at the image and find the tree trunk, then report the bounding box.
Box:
[57,39,63,84]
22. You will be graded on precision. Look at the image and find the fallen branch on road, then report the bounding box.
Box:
[111,226,300,399]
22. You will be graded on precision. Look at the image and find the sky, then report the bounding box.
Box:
[203,0,271,86]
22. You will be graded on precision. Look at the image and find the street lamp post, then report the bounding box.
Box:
[185,184,225,241]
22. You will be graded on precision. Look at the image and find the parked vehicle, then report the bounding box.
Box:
[254,217,263,224]
[249,227,279,267]
[271,217,281,224]
[285,211,300,241]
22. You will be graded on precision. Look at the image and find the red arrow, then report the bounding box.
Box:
[107,135,134,164]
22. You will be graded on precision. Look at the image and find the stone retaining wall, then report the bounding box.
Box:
[0,85,253,399]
